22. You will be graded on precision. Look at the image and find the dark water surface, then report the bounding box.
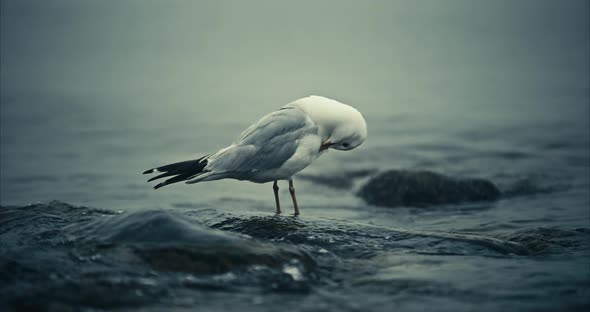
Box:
[1,200,589,312]
[1,1,589,311]
[1,96,589,311]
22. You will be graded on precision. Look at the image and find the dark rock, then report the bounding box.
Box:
[66,210,315,274]
[357,170,500,207]
[0,202,316,310]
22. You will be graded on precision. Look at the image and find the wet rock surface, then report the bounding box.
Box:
[357,170,501,208]
[69,209,314,274]
[0,202,314,310]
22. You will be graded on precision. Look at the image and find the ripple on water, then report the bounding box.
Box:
[1,201,589,311]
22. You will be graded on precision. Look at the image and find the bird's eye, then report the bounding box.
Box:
[342,143,350,148]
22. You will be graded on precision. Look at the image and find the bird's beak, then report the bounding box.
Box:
[319,141,333,152]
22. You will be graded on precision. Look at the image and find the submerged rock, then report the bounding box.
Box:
[66,210,314,274]
[357,170,500,208]
[0,202,316,310]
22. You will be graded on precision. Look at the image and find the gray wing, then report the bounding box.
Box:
[207,107,317,174]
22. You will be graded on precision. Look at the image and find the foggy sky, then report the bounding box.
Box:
[1,0,588,121]
[1,0,589,208]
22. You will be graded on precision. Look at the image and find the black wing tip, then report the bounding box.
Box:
[153,182,166,190]
[147,171,172,182]
[144,156,209,189]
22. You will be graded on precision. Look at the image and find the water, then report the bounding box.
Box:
[1,94,588,311]
[1,1,589,311]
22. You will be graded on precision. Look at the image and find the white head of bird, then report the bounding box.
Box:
[286,95,368,152]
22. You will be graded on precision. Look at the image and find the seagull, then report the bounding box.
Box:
[143,95,367,216]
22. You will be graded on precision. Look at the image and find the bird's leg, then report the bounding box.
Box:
[289,179,300,216]
[273,180,281,214]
